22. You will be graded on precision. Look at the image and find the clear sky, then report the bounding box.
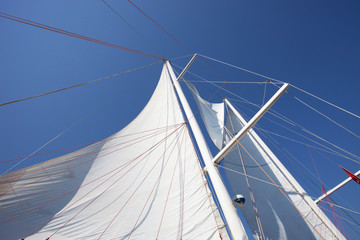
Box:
[1,0,359,238]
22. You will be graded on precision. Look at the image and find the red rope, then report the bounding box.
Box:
[0,125,179,185]
[321,185,346,236]
[97,125,186,239]
[0,12,163,60]
[184,123,226,237]
[126,127,186,239]
[155,128,186,239]
[47,125,186,239]
[0,125,177,197]
[0,124,182,165]
[1,124,184,228]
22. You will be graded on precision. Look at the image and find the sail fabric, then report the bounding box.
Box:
[187,82,225,149]
[223,106,345,240]
[0,64,229,240]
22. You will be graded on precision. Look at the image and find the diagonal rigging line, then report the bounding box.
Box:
[0,124,180,185]
[127,0,192,54]
[199,54,360,119]
[0,125,179,196]
[128,128,187,239]
[127,1,230,87]
[97,126,187,239]
[185,76,360,233]
[1,124,185,226]
[230,98,359,162]
[102,0,162,55]
[0,60,161,107]
[0,12,164,59]
[0,124,181,164]
[185,68,360,162]
[45,126,186,239]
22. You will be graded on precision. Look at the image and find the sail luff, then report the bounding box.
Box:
[165,60,248,240]
[225,99,346,239]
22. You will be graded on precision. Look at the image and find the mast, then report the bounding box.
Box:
[165,55,248,240]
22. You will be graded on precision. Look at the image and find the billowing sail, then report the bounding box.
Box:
[0,64,228,240]
[187,82,225,150]
[191,87,345,239]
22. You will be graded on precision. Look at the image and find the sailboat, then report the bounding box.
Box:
[1,2,359,240]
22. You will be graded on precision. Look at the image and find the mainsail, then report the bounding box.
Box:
[190,85,345,239]
[0,64,229,240]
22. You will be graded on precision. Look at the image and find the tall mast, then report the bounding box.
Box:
[166,55,248,240]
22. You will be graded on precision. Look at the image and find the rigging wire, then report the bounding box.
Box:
[261,81,268,106]
[233,99,360,163]
[182,68,360,164]
[174,74,230,234]
[184,75,351,238]
[155,128,187,239]
[218,165,360,216]
[198,54,360,119]
[0,12,163,60]
[182,64,360,231]
[187,80,268,84]
[232,100,360,218]
[226,104,266,239]
[127,0,231,91]
[0,127,178,197]
[101,0,163,56]
[127,0,192,54]
[0,64,156,176]
[238,103,360,230]
[270,83,360,139]
[184,73,357,234]
[3,124,185,227]
[183,67,360,227]
[291,84,360,120]
[0,61,161,107]
[0,124,180,165]
[96,127,186,239]
[185,122,230,236]
[230,101,360,233]
[0,125,181,185]
[231,100,358,168]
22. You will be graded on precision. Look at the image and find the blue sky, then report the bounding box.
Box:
[1,0,359,238]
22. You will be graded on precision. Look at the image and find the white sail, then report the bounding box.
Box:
[188,82,345,239]
[0,64,229,240]
[187,82,225,150]
[222,104,345,240]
